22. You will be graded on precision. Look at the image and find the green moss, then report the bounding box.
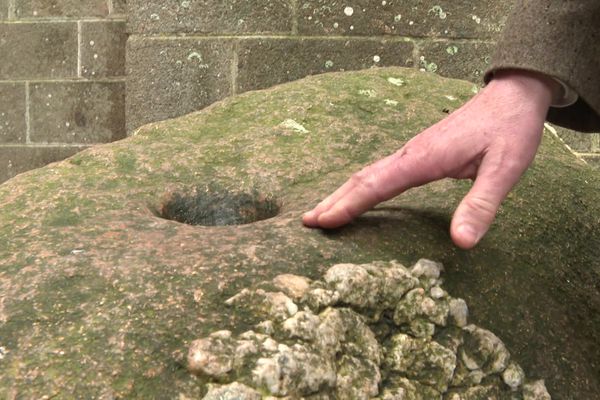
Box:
[114,151,138,174]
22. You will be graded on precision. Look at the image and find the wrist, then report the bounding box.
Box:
[487,69,561,111]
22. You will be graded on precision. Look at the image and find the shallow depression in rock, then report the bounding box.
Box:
[156,185,281,226]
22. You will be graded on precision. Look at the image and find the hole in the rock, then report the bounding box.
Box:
[156,185,280,226]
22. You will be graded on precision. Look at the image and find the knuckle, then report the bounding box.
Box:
[350,167,384,202]
[464,195,498,220]
[397,142,428,163]
[501,158,526,176]
[350,168,376,190]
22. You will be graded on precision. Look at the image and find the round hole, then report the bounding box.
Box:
[156,185,280,226]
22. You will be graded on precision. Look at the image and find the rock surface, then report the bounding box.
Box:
[0,67,599,399]
[188,260,550,399]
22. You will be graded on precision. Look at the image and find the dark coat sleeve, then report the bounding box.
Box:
[485,0,600,132]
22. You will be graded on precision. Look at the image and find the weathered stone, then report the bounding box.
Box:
[127,0,293,35]
[190,260,535,398]
[203,382,261,400]
[14,0,109,17]
[0,0,7,19]
[0,145,87,183]
[410,258,444,289]
[336,355,380,399]
[448,298,469,327]
[394,288,449,327]
[523,380,551,400]
[252,343,337,396]
[237,37,415,93]
[430,286,446,299]
[322,261,418,312]
[126,36,233,131]
[188,330,236,378]
[0,83,26,143]
[226,289,298,322]
[411,258,443,280]
[380,377,441,400]
[0,22,77,79]
[297,0,511,39]
[445,385,501,400]
[408,318,436,338]
[461,325,510,375]
[273,274,312,301]
[81,21,127,78]
[111,0,126,15]
[29,81,126,144]
[0,68,598,398]
[385,333,456,392]
[502,362,525,391]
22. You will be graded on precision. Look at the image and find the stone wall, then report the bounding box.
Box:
[125,1,509,131]
[0,1,599,183]
[0,0,127,182]
[125,0,600,167]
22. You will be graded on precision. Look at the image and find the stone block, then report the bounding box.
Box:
[127,0,293,35]
[111,0,127,15]
[0,145,86,183]
[29,81,126,144]
[0,22,77,80]
[0,0,7,19]
[0,83,26,143]
[81,21,127,78]
[418,40,494,82]
[13,0,109,18]
[298,0,510,39]
[236,37,415,93]
[126,36,233,131]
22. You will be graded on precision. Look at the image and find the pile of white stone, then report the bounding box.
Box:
[188,259,551,400]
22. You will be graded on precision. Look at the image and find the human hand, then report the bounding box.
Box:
[303,70,561,249]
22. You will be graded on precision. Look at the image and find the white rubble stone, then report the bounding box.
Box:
[303,287,341,310]
[202,382,261,400]
[430,286,446,299]
[188,331,235,378]
[336,355,381,399]
[252,344,336,396]
[411,259,444,279]
[449,298,468,327]
[273,274,312,301]
[386,333,456,392]
[462,325,510,375]
[523,380,551,400]
[503,362,525,390]
[188,260,548,399]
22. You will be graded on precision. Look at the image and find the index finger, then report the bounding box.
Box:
[303,141,446,228]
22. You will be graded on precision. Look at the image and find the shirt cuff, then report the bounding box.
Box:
[551,78,578,108]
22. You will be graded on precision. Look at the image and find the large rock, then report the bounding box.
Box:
[0,67,598,399]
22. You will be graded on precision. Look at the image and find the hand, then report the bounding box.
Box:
[303,70,560,249]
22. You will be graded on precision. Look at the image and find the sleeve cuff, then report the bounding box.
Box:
[551,78,579,108]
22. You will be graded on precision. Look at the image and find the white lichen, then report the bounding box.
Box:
[387,77,405,87]
[279,119,309,134]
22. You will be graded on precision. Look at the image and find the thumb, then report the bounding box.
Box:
[450,156,527,249]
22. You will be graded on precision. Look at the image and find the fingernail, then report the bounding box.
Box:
[303,211,315,219]
[457,224,480,245]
